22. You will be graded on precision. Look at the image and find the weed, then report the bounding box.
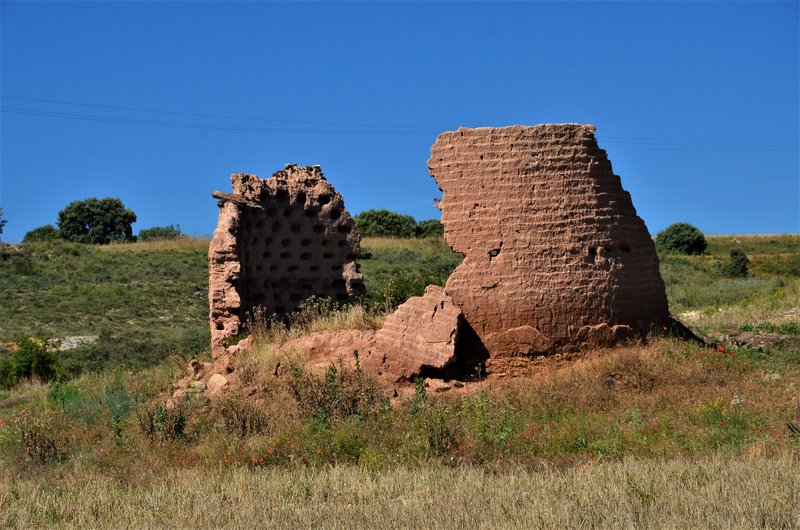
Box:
[136,404,187,442]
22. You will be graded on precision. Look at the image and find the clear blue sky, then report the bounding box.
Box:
[1,1,798,243]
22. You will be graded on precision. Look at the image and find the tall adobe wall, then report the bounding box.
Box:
[209,165,364,356]
[428,124,670,371]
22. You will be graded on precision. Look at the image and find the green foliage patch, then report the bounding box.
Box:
[58,197,137,245]
[138,224,183,241]
[656,222,708,255]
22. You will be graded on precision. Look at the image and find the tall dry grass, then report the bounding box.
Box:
[0,456,796,528]
[100,236,211,252]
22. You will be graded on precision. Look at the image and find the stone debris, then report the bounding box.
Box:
[206,373,228,396]
[47,336,99,351]
[373,286,462,381]
[208,164,364,357]
[370,285,487,382]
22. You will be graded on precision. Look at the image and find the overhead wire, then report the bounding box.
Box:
[2,95,798,151]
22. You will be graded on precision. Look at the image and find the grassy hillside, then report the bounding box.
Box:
[0,234,797,374]
[0,233,797,527]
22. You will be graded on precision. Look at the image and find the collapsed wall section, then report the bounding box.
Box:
[427,124,670,372]
[209,165,364,356]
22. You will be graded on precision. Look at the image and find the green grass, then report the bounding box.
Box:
[2,234,797,375]
[0,240,210,374]
[0,237,461,375]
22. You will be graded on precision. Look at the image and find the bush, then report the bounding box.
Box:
[58,197,137,245]
[0,337,62,387]
[655,222,707,255]
[138,224,182,241]
[23,224,61,244]
[724,248,749,277]
[354,209,417,238]
[415,219,444,238]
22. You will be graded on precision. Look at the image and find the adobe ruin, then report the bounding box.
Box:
[425,124,671,375]
[208,165,364,356]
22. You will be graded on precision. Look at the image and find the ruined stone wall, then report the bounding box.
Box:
[428,124,670,372]
[209,165,363,356]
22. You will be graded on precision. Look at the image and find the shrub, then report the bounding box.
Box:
[724,248,749,277]
[0,408,64,465]
[655,222,708,255]
[287,357,384,423]
[0,337,61,387]
[415,219,444,238]
[138,224,182,241]
[136,404,187,442]
[354,209,416,238]
[23,224,61,244]
[58,197,137,245]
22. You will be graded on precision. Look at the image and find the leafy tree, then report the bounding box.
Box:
[655,222,707,255]
[354,209,417,238]
[723,248,749,277]
[415,219,444,238]
[0,208,6,239]
[58,198,137,245]
[138,224,182,241]
[23,224,61,244]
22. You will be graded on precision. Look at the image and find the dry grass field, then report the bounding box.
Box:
[1,457,797,528]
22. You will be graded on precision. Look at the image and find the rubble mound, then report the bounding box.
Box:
[425,124,671,374]
[208,165,364,356]
[369,286,487,382]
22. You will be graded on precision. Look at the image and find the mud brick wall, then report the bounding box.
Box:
[209,165,364,356]
[428,124,670,368]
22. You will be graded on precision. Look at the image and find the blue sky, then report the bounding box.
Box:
[1,1,797,242]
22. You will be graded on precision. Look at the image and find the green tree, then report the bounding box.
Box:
[23,225,61,244]
[415,219,444,238]
[724,248,749,277]
[58,198,137,245]
[138,224,182,241]
[0,208,6,239]
[655,222,707,255]
[354,209,417,238]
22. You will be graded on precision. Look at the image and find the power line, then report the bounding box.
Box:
[2,96,798,151]
[0,106,428,136]
[1,95,439,132]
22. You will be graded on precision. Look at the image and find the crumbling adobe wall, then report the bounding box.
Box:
[427,124,670,374]
[209,165,364,356]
